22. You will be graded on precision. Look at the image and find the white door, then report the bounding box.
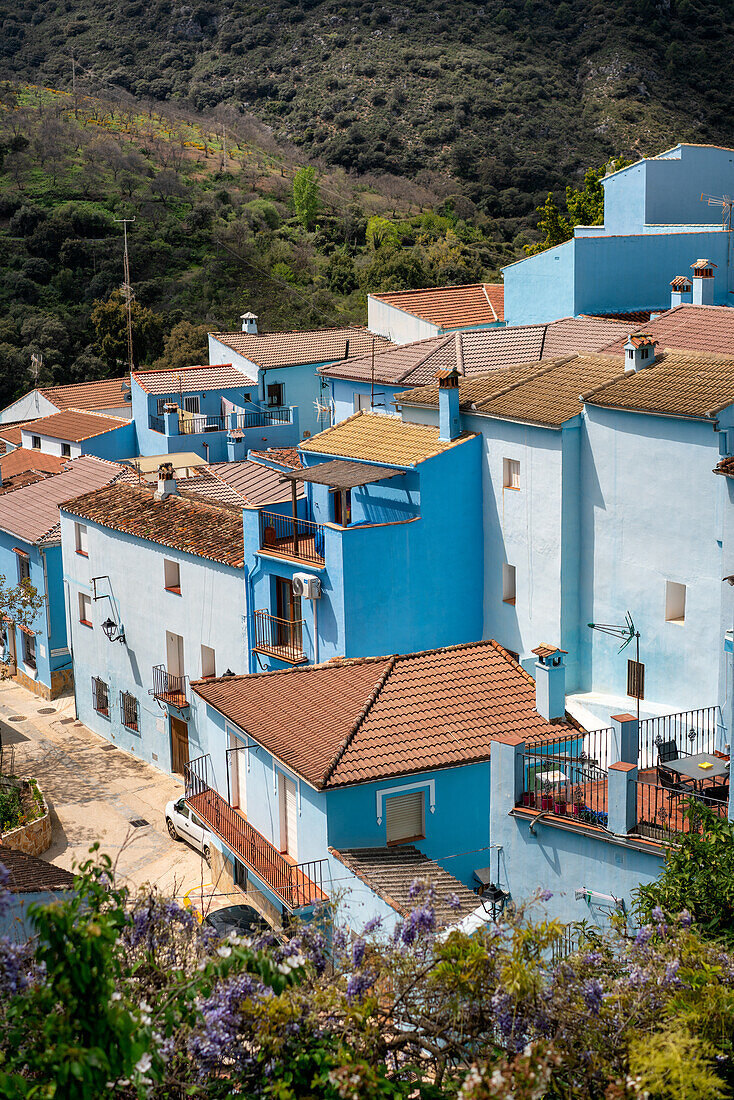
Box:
[229,733,247,813]
[278,774,298,860]
[166,631,184,678]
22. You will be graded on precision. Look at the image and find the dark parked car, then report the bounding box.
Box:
[204,904,274,939]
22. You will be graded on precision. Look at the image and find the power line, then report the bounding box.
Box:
[114,217,136,373]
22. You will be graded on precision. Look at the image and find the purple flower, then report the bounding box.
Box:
[583,978,603,1016]
[351,938,365,969]
[679,909,692,927]
[539,888,553,902]
[651,906,665,923]
[345,970,374,1003]
[0,863,9,918]
[189,973,269,1076]
[408,878,425,900]
[401,904,435,945]
[634,925,653,948]
[363,915,383,934]
[0,936,36,997]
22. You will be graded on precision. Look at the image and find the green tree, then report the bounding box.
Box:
[90,290,163,369]
[524,192,572,255]
[292,166,320,229]
[366,214,400,250]
[153,320,211,372]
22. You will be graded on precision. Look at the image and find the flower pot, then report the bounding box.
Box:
[554,800,567,816]
[572,803,582,816]
[541,796,553,811]
[522,791,536,807]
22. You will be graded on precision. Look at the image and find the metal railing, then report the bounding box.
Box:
[151,665,188,707]
[176,408,291,436]
[184,755,328,910]
[259,510,325,565]
[149,414,165,433]
[253,610,306,663]
[519,728,613,827]
[639,706,722,770]
[235,408,291,428]
[178,413,228,435]
[92,676,109,717]
[634,780,730,842]
[120,690,139,732]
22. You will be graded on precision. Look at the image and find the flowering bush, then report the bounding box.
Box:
[0,858,733,1098]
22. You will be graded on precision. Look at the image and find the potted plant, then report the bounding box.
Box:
[540,779,553,811]
[522,786,535,807]
[571,785,584,816]
[554,789,567,816]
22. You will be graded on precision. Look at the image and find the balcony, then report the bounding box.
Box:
[149,408,292,436]
[151,665,188,709]
[259,510,325,566]
[184,755,328,911]
[253,610,307,664]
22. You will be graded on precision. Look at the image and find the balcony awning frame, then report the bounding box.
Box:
[280,459,406,490]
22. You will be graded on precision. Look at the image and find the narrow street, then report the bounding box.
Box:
[0,680,210,905]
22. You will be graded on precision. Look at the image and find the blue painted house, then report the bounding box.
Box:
[188,639,580,930]
[240,403,483,673]
[504,144,734,324]
[131,363,299,463]
[0,457,123,699]
[208,317,393,439]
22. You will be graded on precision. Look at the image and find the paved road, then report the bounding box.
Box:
[0,681,210,903]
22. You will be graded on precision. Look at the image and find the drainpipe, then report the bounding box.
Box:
[64,579,79,719]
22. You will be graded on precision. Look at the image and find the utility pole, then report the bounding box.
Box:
[71,53,78,117]
[114,217,136,375]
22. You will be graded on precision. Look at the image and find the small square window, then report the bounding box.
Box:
[183,395,200,414]
[502,563,516,604]
[31,435,41,450]
[78,591,92,626]
[92,676,109,716]
[354,392,371,413]
[156,399,166,416]
[503,458,520,489]
[61,443,71,457]
[201,644,216,678]
[164,559,181,593]
[665,580,686,624]
[75,522,88,556]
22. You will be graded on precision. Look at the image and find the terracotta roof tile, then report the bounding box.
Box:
[0,449,68,479]
[61,482,245,567]
[0,422,32,447]
[329,846,478,926]
[371,282,505,326]
[0,457,123,543]
[179,460,303,508]
[600,304,734,357]
[39,376,130,412]
[320,316,630,387]
[581,349,734,419]
[715,456,734,477]
[210,327,393,369]
[0,847,76,894]
[20,409,128,442]
[248,447,304,470]
[132,363,257,393]
[300,410,475,465]
[192,640,574,789]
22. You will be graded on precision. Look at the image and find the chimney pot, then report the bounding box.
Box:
[155,461,178,500]
[435,368,461,441]
[241,312,258,334]
[532,645,567,721]
[690,259,716,305]
[623,333,658,371]
[670,275,692,309]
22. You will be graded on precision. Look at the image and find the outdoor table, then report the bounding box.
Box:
[664,753,730,790]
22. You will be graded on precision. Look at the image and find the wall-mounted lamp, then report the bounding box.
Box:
[102,617,125,644]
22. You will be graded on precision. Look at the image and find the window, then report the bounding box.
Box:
[92,676,109,716]
[164,559,181,594]
[333,489,352,526]
[502,563,516,604]
[156,399,166,416]
[627,659,645,701]
[120,691,139,731]
[665,580,686,624]
[354,392,371,413]
[74,522,88,556]
[31,435,41,450]
[267,382,284,408]
[15,550,30,584]
[201,644,216,679]
[61,443,71,457]
[78,592,92,626]
[503,458,520,489]
[183,395,200,414]
[22,630,36,670]
[385,790,425,844]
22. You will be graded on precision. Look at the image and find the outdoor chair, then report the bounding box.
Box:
[657,766,688,803]
[656,739,680,765]
[698,783,729,805]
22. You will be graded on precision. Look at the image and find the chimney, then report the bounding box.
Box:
[623,333,658,371]
[691,259,716,305]
[669,275,692,309]
[435,368,461,441]
[532,645,567,722]
[240,311,258,334]
[155,462,178,501]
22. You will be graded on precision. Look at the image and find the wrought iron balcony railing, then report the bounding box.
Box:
[253,610,306,664]
[151,665,188,708]
[259,510,325,565]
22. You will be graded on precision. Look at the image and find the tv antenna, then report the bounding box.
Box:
[587,613,642,723]
[701,193,734,231]
[30,352,42,385]
[114,217,136,374]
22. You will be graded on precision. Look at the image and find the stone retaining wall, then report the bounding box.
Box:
[1,782,52,857]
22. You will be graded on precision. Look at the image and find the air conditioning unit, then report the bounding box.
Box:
[292,573,321,599]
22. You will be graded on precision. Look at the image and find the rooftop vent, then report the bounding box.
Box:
[670,275,692,309]
[623,333,658,372]
[690,259,716,305]
[241,311,258,334]
[155,461,178,501]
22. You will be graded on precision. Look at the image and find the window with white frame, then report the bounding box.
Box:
[156,399,167,416]
[15,550,30,584]
[385,790,425,844]
[503,458,520,489]
[164,559,181,593]
[201,644,215,678]
[665,580,686,624]
[502,563,516,604]
[61,443,71,458]
[353,392,371,413]
[75,522,88,556]
[183,395,200,414]
[78,592,92,626]
[31,435,41,450]
[267,382,284,407]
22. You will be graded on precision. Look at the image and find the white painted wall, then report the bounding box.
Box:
[1,391,59,424]
[367,297,439,345]
[20,428,82,457]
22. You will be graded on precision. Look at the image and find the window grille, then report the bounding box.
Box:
[22,631,36,670]
[92,676,109,716]
[627,659,645,701]
[120,691,139,731]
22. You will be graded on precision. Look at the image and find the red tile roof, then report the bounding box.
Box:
[0,422,32,448]
[0,457,123,544]
[714,456,734,477]
[20,409,128,442]
[192,640,574,789]
[132,363,257,393]
[581,349,734,419]
[600,305,734,357]
[62,481,245,567]
[179,460,304,508]
[39,377,131,412]
[371,282,505,326]
[248,447,303,470]
[0,847,75,894]
[0,449,68,479]
[210,327,393,369]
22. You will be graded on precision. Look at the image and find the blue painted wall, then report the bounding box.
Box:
[81,421,138,462]
[329,378,403,424]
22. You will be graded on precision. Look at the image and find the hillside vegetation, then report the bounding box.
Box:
[2,0,732,230]
[0,83,506,406]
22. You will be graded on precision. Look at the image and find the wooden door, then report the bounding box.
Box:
[170,717,189,776]
[278,773,298,859]
[275,578,301,646]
